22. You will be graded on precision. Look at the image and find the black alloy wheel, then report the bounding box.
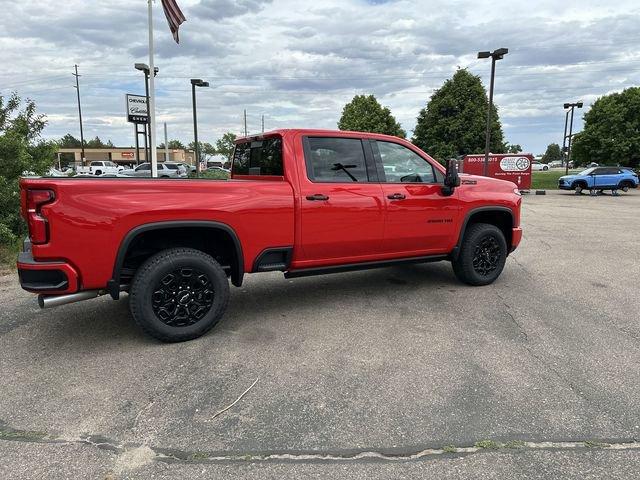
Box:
[130,248,230,342]
[472,236,502,277]
[151,267,215,327]
[452,223,507,286]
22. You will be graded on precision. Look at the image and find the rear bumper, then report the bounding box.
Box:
[17,241,79,294]
[510,227,523,252]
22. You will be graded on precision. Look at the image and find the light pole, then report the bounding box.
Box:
[191,79,209,177]
[563,101,583,175]
[135,63,158,164]
[478,48,508,177]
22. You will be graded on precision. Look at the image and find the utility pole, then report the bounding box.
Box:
[72,64,86,167]
[164,122,169,162]
[261,114,264,133]
[243,109,247,137]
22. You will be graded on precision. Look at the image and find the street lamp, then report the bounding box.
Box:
[562,101,583,175]
[135,63,158,166]
[191,79,210,177]
[478,48,509,177]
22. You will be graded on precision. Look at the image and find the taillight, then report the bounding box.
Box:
[26,189,55,244]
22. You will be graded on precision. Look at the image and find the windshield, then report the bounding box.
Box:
[578,167,596,176]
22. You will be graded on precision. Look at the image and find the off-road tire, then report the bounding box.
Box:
[129,248,229,342]
[452,223,507,286]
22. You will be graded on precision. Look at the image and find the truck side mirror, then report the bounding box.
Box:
[442,159,460,196]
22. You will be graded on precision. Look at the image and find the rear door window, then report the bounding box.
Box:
[304,137,369,182]
[233,137,283,176]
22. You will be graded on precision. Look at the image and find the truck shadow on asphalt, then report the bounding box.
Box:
[39,262,467,346]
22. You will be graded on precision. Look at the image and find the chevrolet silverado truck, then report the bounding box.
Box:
[17,129,522,342]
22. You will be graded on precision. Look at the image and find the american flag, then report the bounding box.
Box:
[161,0,186,43]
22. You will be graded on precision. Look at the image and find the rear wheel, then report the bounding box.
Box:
[619,181,632,192]
[452,223,507,286]
[129,248,229,342]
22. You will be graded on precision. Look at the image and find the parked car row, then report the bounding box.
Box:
[76,161,125,176]
[117,162,188,178]
[531,161,549,171]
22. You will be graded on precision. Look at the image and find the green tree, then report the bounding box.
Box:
[159,139,186,150]
[86,136,106,148]
[0,92,57,245]
[572,87,640,168]
[412,69,505,162]
[541,143,562,163]
[188,141,217,163]
[338,95,406,138]
[59,133,82,148]
[214,132,237,163]
[506,143,522,154]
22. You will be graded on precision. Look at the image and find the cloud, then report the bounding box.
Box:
[1,0,639,154]
[191,0,273,20]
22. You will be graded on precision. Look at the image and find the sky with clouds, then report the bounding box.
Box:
[1,0,639,154]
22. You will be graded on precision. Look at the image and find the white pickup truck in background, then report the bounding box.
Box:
[76,161,124,176]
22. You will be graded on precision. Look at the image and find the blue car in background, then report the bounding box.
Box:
[558,167,639,194]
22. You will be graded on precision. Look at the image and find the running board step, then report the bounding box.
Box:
[284,255,448,279]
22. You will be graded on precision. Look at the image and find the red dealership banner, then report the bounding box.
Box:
[462,154,533,190]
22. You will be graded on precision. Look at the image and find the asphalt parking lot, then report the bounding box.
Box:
[1,190,639,479]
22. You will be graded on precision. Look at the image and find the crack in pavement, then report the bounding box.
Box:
[1,421,639,464]
[495,292,636,436]
[497,293,593,403]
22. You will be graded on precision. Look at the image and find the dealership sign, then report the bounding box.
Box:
[126,94,148,124]
[462,154,533,190]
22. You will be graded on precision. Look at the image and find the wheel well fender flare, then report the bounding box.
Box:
[452,207,514,260]
[108,220,244,299]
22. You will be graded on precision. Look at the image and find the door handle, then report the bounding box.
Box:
[387,193,406,200]
[306,194,329,201]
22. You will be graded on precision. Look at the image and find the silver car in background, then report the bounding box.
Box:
[118,162,187,178]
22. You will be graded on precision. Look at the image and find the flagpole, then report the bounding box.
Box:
[147,0,158,178]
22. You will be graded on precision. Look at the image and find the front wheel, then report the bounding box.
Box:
[129,248,230,342]
[452,223,507,286]
[574,184,583,194]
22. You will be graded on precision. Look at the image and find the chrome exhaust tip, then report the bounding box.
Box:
[38,290,102,309]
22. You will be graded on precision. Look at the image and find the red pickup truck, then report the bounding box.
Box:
[18,129,522,342]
